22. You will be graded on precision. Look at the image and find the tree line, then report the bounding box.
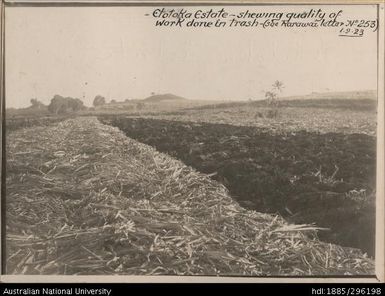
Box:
[27,94,125,115]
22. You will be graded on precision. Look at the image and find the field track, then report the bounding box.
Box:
[6,117,374,275]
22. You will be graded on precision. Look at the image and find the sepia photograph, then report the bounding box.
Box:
[1,0,384,282]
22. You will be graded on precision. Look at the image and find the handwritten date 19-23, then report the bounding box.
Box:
[339,27,364,37]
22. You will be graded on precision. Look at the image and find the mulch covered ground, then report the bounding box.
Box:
[6,117,374,275]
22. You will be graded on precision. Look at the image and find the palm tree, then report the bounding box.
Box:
[272,80,284,93]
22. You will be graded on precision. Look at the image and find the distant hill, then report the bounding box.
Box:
[143,93,187,103]
[271,90,377,111]
[183,90,377,112]
[281,90,377,101]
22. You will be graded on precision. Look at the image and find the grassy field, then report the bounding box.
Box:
[6,117,374,275]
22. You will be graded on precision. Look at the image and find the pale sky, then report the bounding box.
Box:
[5,5,378,108]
